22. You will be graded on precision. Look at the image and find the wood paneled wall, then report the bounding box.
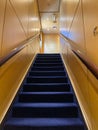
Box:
[0,0,40,59]
[42,34,60,53]
[0,0,40,123]
[60,0,98,130]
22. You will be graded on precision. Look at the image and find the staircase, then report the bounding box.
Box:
[3,54,86,130]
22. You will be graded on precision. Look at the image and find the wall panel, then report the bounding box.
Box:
[67,48,92,129]
[0,0,6,58]
[69,0,86,53]
[1,0,40,60]
[43,34,60,53]
[66,0,79,35]
[60,0,79,37]
[28,0,40,37]
[82,0,98,128]
[88,70,98,130]
[60,0,67,37]
[10,0,29,37]
[83,0,98,66]
[1,0,26,58]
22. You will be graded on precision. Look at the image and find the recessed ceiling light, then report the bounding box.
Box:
[53,26,57,29]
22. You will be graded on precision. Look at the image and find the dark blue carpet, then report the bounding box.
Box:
[3,53,87,130]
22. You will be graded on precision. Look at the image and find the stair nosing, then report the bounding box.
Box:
[19,92,73,95]
[13,102,77,108]
[5,117,84,126]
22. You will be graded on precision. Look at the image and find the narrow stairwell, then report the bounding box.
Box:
[3,54,86,130]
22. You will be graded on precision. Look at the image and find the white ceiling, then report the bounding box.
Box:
[38,0,60,12]
[37,0,60,34]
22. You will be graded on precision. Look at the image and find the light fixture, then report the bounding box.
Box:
[52,14,57,23]
[53,26,57,29]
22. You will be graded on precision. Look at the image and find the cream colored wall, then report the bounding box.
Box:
[42,34,60,53]
[60,0,98,130]
[0,0,40,123]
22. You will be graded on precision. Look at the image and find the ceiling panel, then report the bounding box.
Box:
[37,0,60,33]
[40,13,59,33]
[38,0,60,12]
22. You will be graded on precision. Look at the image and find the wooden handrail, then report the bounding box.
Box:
[73,50,98,79]
[60,33,98,79]
[0,33,40,66]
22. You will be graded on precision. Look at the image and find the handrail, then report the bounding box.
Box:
[60,33,98,79]
[72,50,98,79]
[0,33,40,66]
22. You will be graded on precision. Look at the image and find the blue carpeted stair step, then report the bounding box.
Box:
[19,92,73,103]
[23,83,70,92]
[34,59,62,63]
[12,103,78,118]
[37,53,60,56]
[26,76,68,83]
[35,55,62,60]
[31,66,64,71]
[29,71,66,76]
[35,57,62,61]
[4,118,84,130]
[33,63,63,67]
[36,54,61,58]
[3,54,86,130]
